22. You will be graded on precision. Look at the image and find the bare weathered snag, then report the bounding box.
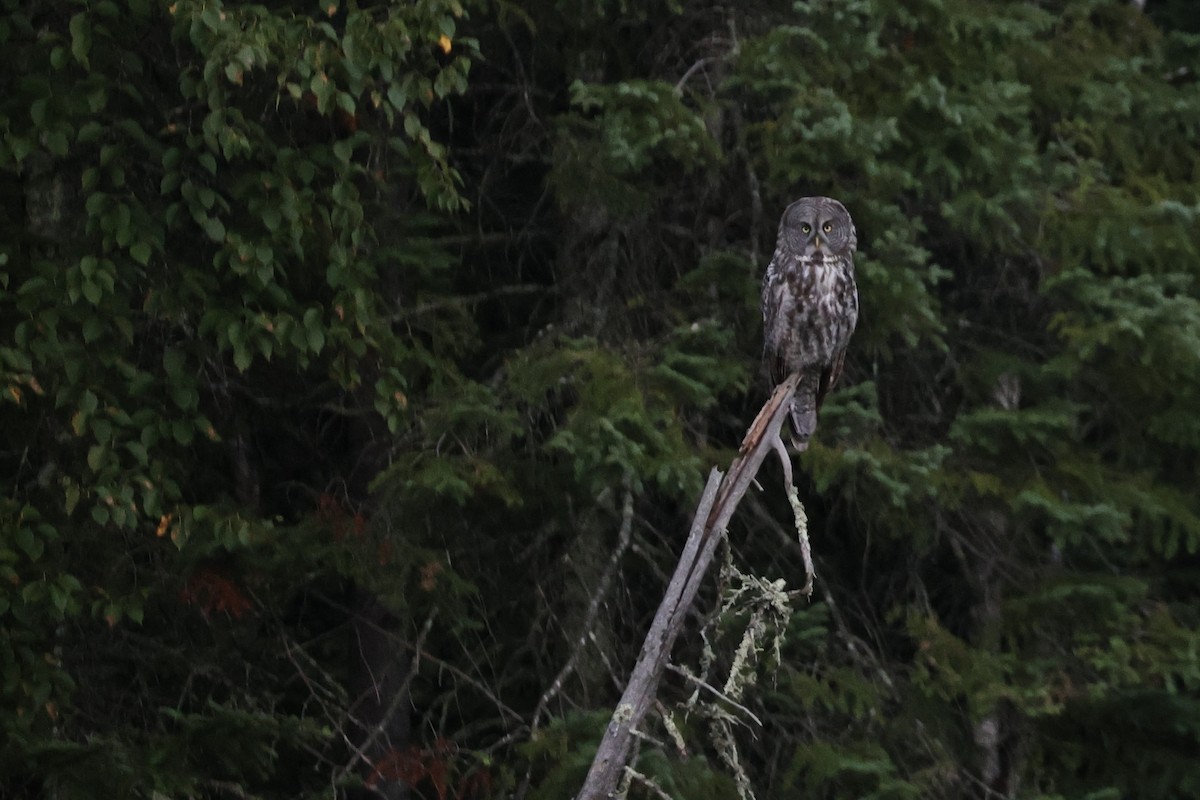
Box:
[575,373,810,800]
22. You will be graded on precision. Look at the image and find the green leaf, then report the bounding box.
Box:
[403,112,420,138]
[126,441,148,466]
[65,484,81,515]
[46,131,69,157]
[86,445,106,472]
[76,121,104,143]
[15,527,38,560]
[130,241,152,266]
[163,347,185,380]
[82,316,104,343]
[172,420,194,445]
[387,84,405,111]
[233,343,252,372]
[302,308,325,354]
[92,418,112,443]
[306,325,325,354]
[69,13,91,68]
[82,280,102,305]
[49,583,68,613]
[87,85,107,113]
[9,136,32,163]
[171,384,199,412]
[30,98,47,126]
[311,73,334,113]
[203,216,226,242]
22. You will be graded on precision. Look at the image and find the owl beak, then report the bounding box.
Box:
[812,235,822,250]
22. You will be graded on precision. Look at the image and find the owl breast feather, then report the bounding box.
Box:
[766,251,858,379]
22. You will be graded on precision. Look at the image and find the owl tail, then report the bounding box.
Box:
[788,372,821,450]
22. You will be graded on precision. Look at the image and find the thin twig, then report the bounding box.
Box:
[624,767,675,800]
[310,590,527,725]
[532,475,636,731]
[338,609,437,782]
[675,57,717,94]
[665,663,763,727]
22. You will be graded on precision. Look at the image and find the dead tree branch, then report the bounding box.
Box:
[575,373,807,800]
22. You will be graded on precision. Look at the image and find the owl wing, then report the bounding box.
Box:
[761,248,794,386]
[815,347,846,411]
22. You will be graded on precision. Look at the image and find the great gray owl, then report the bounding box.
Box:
[761,196,859,447]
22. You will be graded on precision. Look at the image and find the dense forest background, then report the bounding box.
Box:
[3,0,1200,797]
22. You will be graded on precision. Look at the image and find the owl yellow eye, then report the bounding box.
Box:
[822,222,833,233]
[801,224,811,234]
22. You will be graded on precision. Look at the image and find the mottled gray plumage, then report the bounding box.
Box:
[761,196,859,447]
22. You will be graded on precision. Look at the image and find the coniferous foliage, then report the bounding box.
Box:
[2,0,1199,798]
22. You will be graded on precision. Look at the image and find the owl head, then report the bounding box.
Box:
[779,196,857,257]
